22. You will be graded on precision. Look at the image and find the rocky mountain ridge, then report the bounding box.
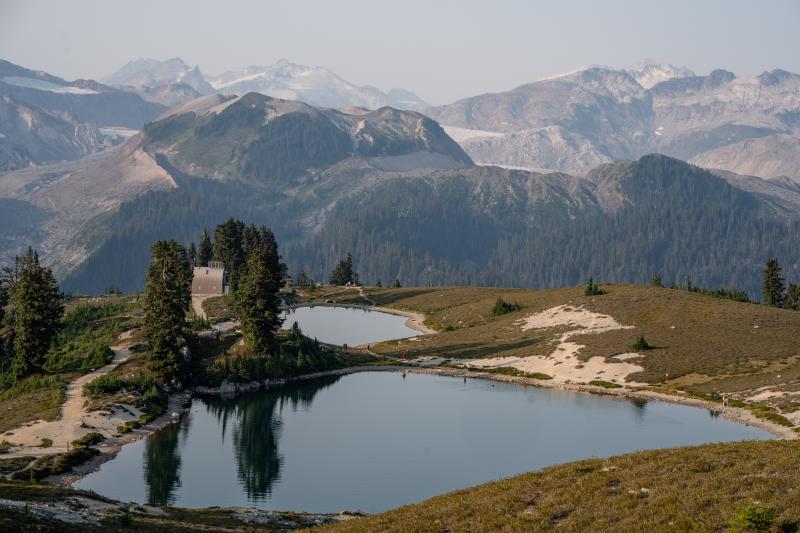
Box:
[429,63,800,181]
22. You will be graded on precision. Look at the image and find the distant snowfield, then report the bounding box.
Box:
[2,76,99,94]
[442,125,505,142]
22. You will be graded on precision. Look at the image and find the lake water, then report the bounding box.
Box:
[75,371,771,513]
[281,305,420,346]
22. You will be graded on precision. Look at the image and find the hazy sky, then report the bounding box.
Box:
[1,0,798,104]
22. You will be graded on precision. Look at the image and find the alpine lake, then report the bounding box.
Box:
[74,305,771,513]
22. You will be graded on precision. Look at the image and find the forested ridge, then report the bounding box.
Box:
[62,154,799,297]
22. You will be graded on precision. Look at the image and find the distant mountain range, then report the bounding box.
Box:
[103,57,429,111]
[429,63,800,182]
[2,57,800,296]
[0,59,165,170]
[0,88,796,297]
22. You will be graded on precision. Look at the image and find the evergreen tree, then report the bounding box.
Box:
[584,277,605,296]
[296,270,311,288]
[329,253,355,285]
[393,278,402,288]
[785,282,800,311]
[144,240,192,382]
[632,335,652,351]
[651,273,663,287]
[198,228,213,267]
[375,280,382,288]
[11,248,64,377]
[213,218,245,292]
[237,243,283,354]
[259,226,286,289]
[188,242,197,268]
[0,279,7,325]
[761,258,785,307]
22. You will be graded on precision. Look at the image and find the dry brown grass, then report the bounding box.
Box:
[324,284,800,423]
[322,440,800,533]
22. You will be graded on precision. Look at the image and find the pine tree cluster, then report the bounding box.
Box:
[0,248,64,377]
[189,218,287,355]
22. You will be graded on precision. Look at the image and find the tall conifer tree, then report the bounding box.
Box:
[11,248,63,376]
[214,218,245,292]
[329,253,355,285]
[237,243,283,353]
[144,240,192,382]
[761,258,785,307]
[198,228,213,267]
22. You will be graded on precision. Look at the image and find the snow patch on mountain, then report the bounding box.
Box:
[2,76,99,94]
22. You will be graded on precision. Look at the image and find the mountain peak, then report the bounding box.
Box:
[627,61,695,89]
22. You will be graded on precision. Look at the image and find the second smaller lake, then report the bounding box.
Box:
[281,306,420,346]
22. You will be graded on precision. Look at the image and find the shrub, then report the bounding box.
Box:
[12,446,100,480]
[39,438,53,448]
[72,432,104,447]
[729,505,776,532]
[491,297,522,316]
[584,277,606,296]
[589,380,623,389]
[632,335,652,351]
[0,374,64,401]
[0,441,12,454]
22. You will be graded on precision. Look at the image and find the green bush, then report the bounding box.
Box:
[0,374,64,401]
[39,438,53,448]
[491,297,522,316]
[632,335,652,351]
[729,505,775,532]
[84,373,157,399]
[202,325,340,385]
[589,380,623,389]
[11,446,100,481]
[584,277,606,296]
[472,367,552,380]
[72,432,104,447]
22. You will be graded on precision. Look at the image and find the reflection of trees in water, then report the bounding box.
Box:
[203,375,341,501]
[143,413,191,506]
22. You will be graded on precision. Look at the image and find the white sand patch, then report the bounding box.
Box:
[465,305,645,386]
[613,352,642,361]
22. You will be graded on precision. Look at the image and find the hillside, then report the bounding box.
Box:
[0,58,166,170]
[326,285,800,424]
[1,89,797,295]
[52,147,800,295]
[322,440,800,532]
[428,64,800,181]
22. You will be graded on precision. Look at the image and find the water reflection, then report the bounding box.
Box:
[144,420,186,506]
[142,375,340,504]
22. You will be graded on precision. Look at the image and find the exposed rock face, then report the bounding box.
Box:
[0,58,166,170]
[428,64,800,180]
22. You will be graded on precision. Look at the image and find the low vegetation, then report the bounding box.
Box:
[491,296,521,316]
[200,323,341,385]
[324,440,800,532]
